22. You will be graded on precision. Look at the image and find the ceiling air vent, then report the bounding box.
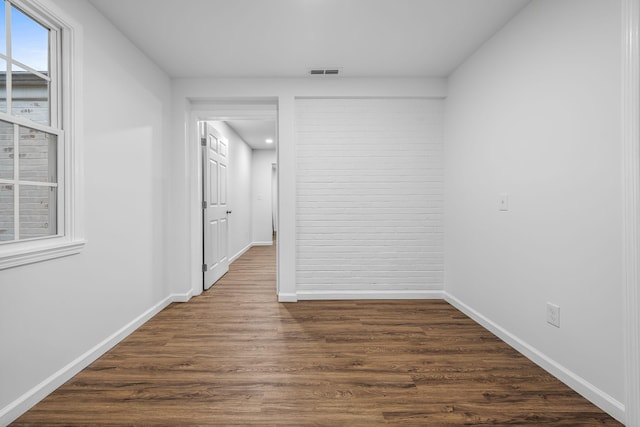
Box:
[309,68,341,76]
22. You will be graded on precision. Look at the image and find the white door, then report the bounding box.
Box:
[202,123,230,290]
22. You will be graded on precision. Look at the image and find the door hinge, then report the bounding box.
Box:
[201,137,207,147]
[202,264,208,272]
[202,201,207,209]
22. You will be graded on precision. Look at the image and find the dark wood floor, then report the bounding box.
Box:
[13,244,621,426]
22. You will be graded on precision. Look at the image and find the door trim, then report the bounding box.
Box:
[188,101,279,298]
[622,0,640,425]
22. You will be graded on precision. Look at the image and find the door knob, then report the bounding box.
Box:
[226,210,232,214]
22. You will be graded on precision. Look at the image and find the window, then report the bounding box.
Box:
[0,0,83,269]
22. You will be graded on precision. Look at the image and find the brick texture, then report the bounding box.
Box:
[295,98,444,294]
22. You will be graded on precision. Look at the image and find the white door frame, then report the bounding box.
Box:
[622,1,640,425]
[188,101,279,298]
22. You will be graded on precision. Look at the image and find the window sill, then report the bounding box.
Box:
[0,238,86,270]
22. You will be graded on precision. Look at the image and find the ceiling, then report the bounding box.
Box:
[88,0,531,79]
[226,120,276,150]
[89,0,531,151]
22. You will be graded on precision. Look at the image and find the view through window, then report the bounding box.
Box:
[0,0,60,243]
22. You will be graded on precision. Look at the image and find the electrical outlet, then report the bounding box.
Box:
[499,193,509,211]
[546,302,560,328]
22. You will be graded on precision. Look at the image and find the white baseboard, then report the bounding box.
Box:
[278,292,298,302]
[0,293,187,426]
[170,290,193,303]
[444,292,625,424]
[296,290,445,300]
[229,242,253,263]
[229,242,273,264]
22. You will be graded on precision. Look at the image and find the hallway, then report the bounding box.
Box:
[13,244,620,426]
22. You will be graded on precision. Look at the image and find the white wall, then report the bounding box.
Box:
[295,98,444,299]
[0,0,172,423]
[251,149,276,245]
[444,0,623,419]
[209,121,253,260]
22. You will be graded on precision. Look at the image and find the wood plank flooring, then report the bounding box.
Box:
[13,244,621,426]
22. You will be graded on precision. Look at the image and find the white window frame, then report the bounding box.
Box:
[0,0,83,270]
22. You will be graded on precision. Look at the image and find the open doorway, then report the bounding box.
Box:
[198,109,278,291]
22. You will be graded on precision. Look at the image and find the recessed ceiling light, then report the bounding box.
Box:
[266,139,273,144]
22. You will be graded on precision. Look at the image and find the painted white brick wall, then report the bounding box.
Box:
[295,98,444,296]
